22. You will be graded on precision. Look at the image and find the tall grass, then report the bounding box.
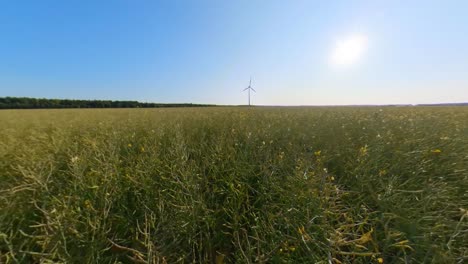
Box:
[0,107,467,263]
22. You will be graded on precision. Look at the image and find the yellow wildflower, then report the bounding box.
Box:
[377,257,384,263]
[314,150,321,156]
[140,146,145,152]
[356,228,373,244]
[359,145,368,156]
[298,226,305,235]
[84,200,92,209]
[279,152,285,160]
[128,143,132,147]
[297,226,312,241]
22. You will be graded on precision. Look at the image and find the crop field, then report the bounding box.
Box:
[0,107,467,263]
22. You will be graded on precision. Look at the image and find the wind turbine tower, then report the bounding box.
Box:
[243,77,256,106]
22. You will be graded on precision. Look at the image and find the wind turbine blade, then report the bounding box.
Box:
[243,87,249,91]
[251,88,256,92]
[249,77,252,86]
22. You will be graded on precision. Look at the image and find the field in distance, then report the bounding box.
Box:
[1,107,467,263]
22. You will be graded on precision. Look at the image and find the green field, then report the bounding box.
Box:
[1,107,467,263]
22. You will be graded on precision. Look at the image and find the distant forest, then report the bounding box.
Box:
[0,97,214,109]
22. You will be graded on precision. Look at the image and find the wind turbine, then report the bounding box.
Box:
[243,77,256,106]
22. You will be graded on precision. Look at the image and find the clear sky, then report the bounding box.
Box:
[1,0,467,105]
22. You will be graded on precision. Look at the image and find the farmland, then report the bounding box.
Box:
[0,107,467,263]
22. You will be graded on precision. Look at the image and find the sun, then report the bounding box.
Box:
[330,34,368,67]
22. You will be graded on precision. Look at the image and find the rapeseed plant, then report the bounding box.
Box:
[0,106,466,263]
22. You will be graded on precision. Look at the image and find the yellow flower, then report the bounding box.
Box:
[377,257,384,263]
[289,246,296,252]
[359,145,368,156]
[330,176,335,181]
[298,226,312,241]
[356,228,373,244]
[298,226,305,235]
[71,156,79,163]
[314,150,321,156]
[84,200,93,209]
[140,147,145,152]
[128,143,132,147]
[279,152,285,159]
[431,149,441,153]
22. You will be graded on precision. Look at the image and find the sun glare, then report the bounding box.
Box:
[330,34,368,67]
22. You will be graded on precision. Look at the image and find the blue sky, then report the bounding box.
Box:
[1,0,467,105]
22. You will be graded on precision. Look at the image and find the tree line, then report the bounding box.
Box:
[0,97,215,109]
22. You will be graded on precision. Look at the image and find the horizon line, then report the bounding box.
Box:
[1,96,467,108]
